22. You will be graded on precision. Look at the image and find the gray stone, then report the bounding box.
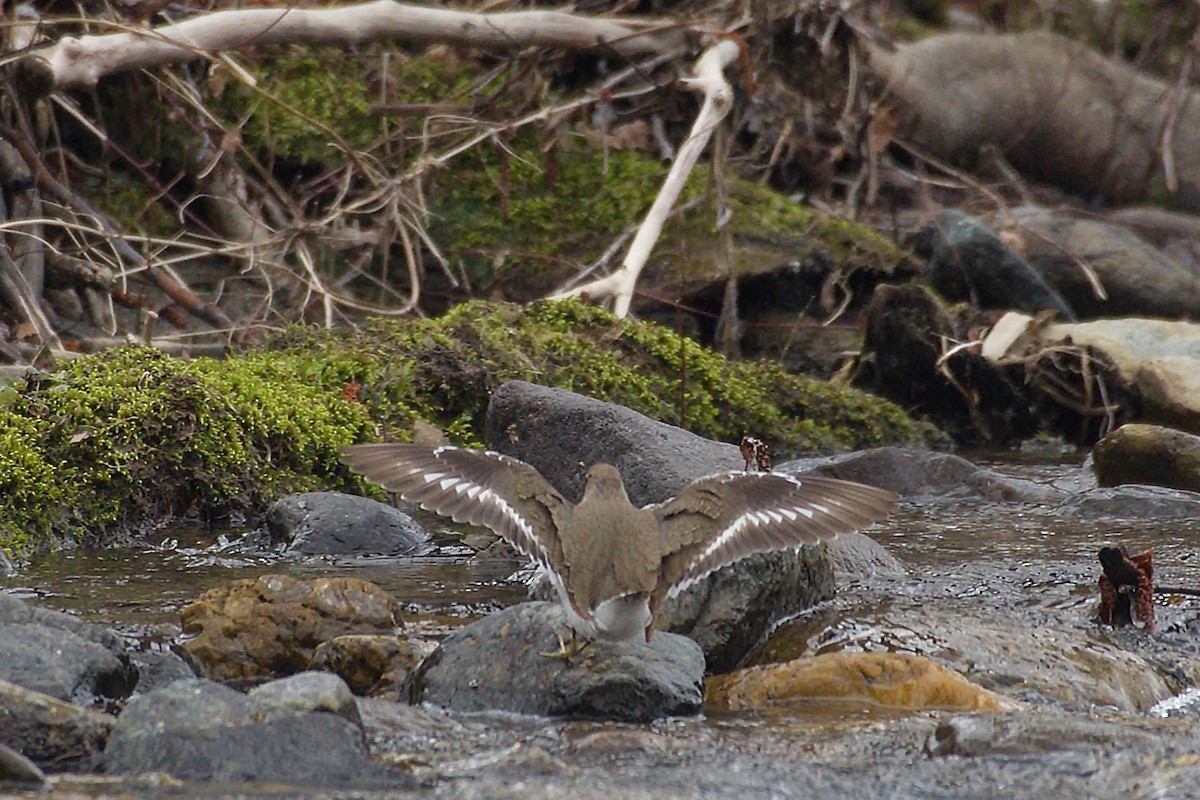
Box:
[247,671,361,728]
[408,602,704,721]
[102,678,374,786]
[1001,209,1200,319]
[0,677,114,773]
[0,594,137,706]
[268,491,432,556]
[782,447,1061,504]
[917,210,1075,319]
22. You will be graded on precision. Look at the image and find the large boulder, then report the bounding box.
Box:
[102,675,378,786]
[487,380,839,672]
[267,492,431,556]
[0,594,137,707]
[408,602,704,721]
[178,575,403,682]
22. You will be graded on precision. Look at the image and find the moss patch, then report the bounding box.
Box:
[429,137,903,300]
[0,347,371,558]
[269,297,925,456]
[0,299,924,559]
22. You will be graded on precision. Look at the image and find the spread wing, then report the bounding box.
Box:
[338,444,571,578]
[648,471,896,602]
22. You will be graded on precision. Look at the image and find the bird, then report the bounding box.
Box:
[338,443,896,648]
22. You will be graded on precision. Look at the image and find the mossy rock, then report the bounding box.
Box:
[0,299,925,559]
[0,347,373,558]
[429,137,905,303]
[268,297,926,458]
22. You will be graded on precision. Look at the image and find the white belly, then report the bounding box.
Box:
[556,588,652,643]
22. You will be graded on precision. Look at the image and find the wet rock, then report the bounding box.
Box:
[179,575,403,682]
[1000,209,1200,319]
[706,652,1017,712]
[769,604,1173,713]
[826,533,907,581]
[0,741,45,785]
[1053,484,1200,519]
[247,671,362,727]
[915,210,1075,319]
[408,602,704,721]
[267,491,432,556]
[1092,424,1200,492]
[783,447,1061,503]
[102,677,377,786]
[490,380,837,673]
[0,676,114,772]
[0,594,137,707]
[311,634,432,698]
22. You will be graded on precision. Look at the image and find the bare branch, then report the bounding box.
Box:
[24,1,685,92]
[548,38,740,318]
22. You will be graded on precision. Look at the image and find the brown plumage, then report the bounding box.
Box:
[339,443,896,643]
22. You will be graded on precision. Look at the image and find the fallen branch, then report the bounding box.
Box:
[22,0,684,92]
[548,38,741,318]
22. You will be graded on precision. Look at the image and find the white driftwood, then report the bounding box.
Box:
[27,0,681,91]
[548,39,740,318]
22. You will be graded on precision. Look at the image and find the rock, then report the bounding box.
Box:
[782,447,1061,504]
[0,677,114,772]
[0,594,137,707]
[0,741,45,785]
[767,605,1173,713]
[1093,424,1200,492]
[916,210,1075,319]
[1053,484,1200,519]
[1000,209,1200,319]
[706,652,1017,712]
[408,602,704,721]
[178,575,403,682]
[246,671,362,728]
[825,533,908,581]
[1136,356,1200,433]
[267,491,432,556]
[311,634,432,698]
[485,380,741,506]
[488,380,837,673]
[102,677,377,786]
[1035,318,1200,434]
[926,712,1171,758]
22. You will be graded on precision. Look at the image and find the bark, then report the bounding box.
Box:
[22,1,683,92]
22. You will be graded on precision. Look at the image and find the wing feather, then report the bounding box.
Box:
[339,443,571,576]
[649,471,896,601]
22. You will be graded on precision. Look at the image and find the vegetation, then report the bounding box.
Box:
[0,299,924,559]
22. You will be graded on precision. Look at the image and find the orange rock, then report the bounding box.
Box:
[705,652,1018,712]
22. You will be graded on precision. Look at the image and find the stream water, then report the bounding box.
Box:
[4,453,1200,799]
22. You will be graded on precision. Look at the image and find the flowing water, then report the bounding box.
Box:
[5,453,1200,799]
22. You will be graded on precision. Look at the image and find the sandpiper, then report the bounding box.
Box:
[339,443,896,646]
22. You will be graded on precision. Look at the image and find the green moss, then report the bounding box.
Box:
[0,299,924,559]
[269,297,926,456]
[430,138,902,299]
[0,346,371,558]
